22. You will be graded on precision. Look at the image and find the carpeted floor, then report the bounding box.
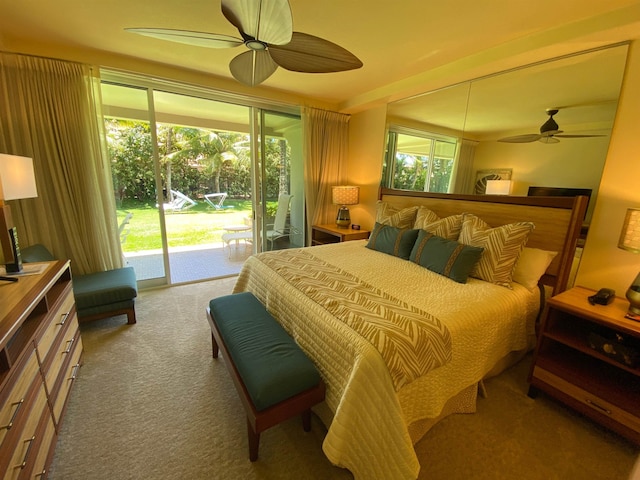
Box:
[49,277,639,480]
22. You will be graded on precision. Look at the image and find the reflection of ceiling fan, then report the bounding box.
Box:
[498,109,606,144]
[126,0,363,87]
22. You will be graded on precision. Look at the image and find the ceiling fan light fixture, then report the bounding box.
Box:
[245,39,267,51]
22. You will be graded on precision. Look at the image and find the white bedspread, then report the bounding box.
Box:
[234,241,539,480]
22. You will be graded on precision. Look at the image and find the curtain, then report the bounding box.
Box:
[0,52,121,274]
[302,106,350,242]
[452,138,478,194]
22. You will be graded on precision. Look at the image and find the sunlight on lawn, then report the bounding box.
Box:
[118,201,253,252]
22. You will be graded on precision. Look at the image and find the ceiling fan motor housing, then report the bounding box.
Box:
[540,109,560,134]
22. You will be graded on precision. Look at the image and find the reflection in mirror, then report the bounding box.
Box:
[384,43,628,225]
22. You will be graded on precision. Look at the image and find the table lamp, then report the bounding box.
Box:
[332,186,359,228]
[0,154,38,273]
[617,207,640,317]
[485,179,512,195]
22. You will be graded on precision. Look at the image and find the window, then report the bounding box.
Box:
[382,127,457,193]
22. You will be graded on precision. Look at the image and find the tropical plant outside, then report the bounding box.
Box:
[107,118,290,252]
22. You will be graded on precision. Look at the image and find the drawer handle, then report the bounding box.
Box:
[63,338,75,354]
[1,399,24,430]
[70,363,81,380]
[14,435,36,469]
[57,311,70,326]
[35,469,47,478]
[586,398,612,415]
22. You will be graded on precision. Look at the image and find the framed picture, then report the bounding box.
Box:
[474,168,513,194]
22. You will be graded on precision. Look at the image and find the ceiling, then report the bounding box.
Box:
[1,0,640,113]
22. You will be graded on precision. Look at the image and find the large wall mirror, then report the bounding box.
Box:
[384,43,629,224]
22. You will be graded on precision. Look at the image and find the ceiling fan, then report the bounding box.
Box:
[126,0,363,87]
[498,109,606,144]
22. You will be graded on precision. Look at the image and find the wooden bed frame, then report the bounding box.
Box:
[379,187,588,294]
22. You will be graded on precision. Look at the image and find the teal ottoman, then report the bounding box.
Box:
[22,244,138,325]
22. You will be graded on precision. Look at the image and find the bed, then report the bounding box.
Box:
[233,188,587,480]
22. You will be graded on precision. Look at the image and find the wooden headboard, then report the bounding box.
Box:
[379,188,588,294]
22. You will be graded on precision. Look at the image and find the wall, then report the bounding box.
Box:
[346,105,388,230]
[472,136,610,221]
[576,41,640,295]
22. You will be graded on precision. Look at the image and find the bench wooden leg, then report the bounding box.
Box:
[301,409,311,432]
[126,306,136,325]
[247,418,260,462]
[211,333,219,358]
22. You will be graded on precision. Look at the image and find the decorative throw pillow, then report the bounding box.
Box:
[512,247,558,291]
[366,222,419,260]
[409,231,484,283]
[459,213,535,288]
[413,207,464,240]
[375,201,418,229]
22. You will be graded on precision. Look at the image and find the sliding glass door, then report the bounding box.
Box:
[100,73,302,287]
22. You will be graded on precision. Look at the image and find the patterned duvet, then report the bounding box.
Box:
[234,240,539,480]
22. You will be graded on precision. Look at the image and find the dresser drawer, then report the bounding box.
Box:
[36,287,75,365]
[533,366,640,433]
[21,406,56,480]
[0,348,39,448]
[51,330,82,427]
[1,381,48,480]
[43,317,79,396]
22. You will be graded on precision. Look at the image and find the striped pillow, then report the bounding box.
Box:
[376,201,418,229]
[413,207,464,240]
[459,214,534,288]
[366,222,419,260]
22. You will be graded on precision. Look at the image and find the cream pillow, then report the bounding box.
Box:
[413,207,463,240]
[459,213,534,288]
[375,201,418,229]
[512,247,557,291]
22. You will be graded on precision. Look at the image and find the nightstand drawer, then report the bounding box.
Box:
[534,366,640,433]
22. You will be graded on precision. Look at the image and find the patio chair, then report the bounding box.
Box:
[266,194,293,250]
[204,192,234,211]
[163,190,197,212]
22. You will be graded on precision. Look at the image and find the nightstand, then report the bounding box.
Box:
[528,285,640,444]
[311,224,370,246]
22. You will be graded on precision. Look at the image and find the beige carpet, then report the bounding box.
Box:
[49,277,639,480]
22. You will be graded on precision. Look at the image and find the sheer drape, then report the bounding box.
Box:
[302,106,350,242]
[0,53,121,274]
[452,138,478,194]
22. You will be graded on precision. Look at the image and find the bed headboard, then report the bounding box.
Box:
[378,188,588,294]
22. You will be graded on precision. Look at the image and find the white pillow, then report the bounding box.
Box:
[512,247,558,291]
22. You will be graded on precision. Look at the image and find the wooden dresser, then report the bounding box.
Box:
[0,261,83,479]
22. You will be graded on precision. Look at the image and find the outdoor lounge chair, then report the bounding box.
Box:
[163,190,197,212]
[266,194,293,250]
[204,192,234,211]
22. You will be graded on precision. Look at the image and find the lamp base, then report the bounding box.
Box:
[626,274,640,317]
[335,206,351,228]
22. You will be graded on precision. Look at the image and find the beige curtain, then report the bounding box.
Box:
[452,138,478,194]
[0,52,121,274]
[302,106,350,242]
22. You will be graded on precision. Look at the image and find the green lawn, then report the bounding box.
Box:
[117,199,254,252]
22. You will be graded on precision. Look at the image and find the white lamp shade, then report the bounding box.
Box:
[332,186,359,205]
[485,179,511,195]
[619,208,640,254]
[0,154,38,201]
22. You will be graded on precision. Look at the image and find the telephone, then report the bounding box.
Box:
[588,288,615,306]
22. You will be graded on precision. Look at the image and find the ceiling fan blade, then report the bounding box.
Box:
[269,32,363,73]
[125,28,243,49]
[222,0,292,45]
[498,134,542,143]
[555,134,607,138]
[229,50,278,86]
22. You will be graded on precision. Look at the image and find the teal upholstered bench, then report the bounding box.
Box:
[206,292,325,461]
[22,244,138,325]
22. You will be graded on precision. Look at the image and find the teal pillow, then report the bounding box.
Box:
[409,230,484,283]
[366,222,419,260]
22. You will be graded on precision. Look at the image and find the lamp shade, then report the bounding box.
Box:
[618,208,640,254]
[0,154,38,201]
[332,186,359,205]
[485,179,511,195]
